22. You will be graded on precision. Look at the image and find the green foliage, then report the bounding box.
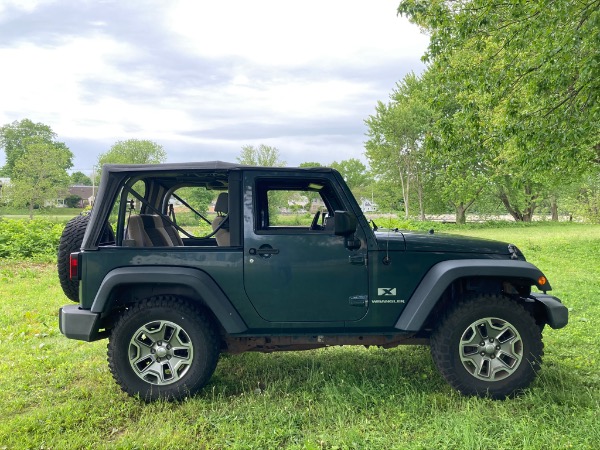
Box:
[0,223,598,448]
[562,172,600,224]
[97,139,166,169]
[237,144,285,167]
[175,187,216,215]
[0,219,64,260]
[330,158,372,190]
[8,138,73,218]
[63,195,82,208]
[365,73,442,219]
[396,0,600,221]
[0,119,62,177]
[70,171,92,186]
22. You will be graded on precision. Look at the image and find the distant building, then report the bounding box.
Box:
[360,198,378,213]
[66,185,96,208]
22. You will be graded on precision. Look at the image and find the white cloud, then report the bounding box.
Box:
[167,0,427,67]
[0,1,429,169]
[0,0,52,16]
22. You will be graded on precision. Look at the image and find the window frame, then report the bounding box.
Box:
[253,177,342,234]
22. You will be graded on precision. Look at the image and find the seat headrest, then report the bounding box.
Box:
[215,192,228,214]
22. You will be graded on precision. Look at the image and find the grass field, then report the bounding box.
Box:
[0,207,85,220]
[0,223,598,449]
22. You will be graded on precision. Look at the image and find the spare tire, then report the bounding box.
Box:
[57,214,90,302]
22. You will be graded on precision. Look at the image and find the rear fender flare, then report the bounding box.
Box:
[395,259,549,332]
[90,266,247,334]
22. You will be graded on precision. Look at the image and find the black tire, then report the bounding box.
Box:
[107,296,220,401]
[57,214,89,302]
[430,294,544,399]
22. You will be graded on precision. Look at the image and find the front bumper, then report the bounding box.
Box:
[59,305,103,341]
[529,293,569,329]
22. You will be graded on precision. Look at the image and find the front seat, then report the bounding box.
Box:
[212,192,230,246]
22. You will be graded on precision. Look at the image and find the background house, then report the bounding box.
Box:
[65,185,95,208]
[360,198,378,213]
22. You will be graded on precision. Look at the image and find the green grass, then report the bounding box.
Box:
[1,223,599,449]
[0,206,84,221]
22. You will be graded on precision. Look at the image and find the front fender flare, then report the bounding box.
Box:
[91,266,247,334]
[395,259,549,332]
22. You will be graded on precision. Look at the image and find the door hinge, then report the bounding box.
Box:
[349,295,368,307]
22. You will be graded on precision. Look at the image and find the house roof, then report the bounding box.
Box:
[68,185,95,199]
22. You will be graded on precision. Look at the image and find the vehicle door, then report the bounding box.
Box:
[242,172,368,322]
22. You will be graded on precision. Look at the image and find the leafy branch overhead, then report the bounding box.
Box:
[397,0,599,172]
[361,0,599,222]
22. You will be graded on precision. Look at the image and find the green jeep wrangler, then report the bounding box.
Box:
[57,162,568,401]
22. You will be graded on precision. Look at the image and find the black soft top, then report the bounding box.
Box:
[83,161,338,250]
[101,161,335,174]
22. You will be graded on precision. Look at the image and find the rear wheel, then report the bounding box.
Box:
[107,296,219,401]
[430,294,543,398]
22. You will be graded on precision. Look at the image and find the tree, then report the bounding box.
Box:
[237,144,285,167]
[70,171,92,186]
[9,138,73,218]
[365,73,438,220]
[0,119,65,177]
[97,139,166,167]
[299,161,323,168]
[330,159,372,190]
[64,194,82,208]
[398,0,600,220]
[177,187,216,215]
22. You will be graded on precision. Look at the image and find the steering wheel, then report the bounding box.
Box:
[310,211,321,230]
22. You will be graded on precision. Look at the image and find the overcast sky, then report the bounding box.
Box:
[0,0,429,174]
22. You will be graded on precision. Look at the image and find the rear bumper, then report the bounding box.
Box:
[529,293,569,329]
[59,305,103,341]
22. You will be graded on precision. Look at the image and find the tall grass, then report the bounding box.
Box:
[0,223,598,448]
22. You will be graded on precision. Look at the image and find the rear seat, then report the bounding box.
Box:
[126,215,182,247]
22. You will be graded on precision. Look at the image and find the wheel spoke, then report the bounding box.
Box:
[127,319,195,386]
[459,316,523,382]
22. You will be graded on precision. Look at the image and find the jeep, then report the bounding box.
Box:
[57,162,568,400]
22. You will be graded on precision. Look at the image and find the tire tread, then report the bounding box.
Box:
[430,294,544,398]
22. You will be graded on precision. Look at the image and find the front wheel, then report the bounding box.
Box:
[430,294,544,399]
[107,296,219,401]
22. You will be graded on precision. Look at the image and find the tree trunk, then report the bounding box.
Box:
[498,190,523,221]
[28,202,34,220]
[455,202,467,225]
[522,184,537,222]
[498,186,538,222]
[551,195,559,221]
[398,168,410,219]
[522,210,534,222]
[418,181,425,221]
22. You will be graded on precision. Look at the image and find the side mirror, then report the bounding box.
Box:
[334,211,357,236]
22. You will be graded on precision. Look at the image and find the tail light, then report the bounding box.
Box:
[69,253,80,280]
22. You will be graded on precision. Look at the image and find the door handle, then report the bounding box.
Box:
[257,247,279,256]
[250,245,280,258]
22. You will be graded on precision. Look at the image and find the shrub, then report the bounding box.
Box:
[0,218,64,261]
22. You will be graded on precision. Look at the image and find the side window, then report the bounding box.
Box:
[255,179,342,232]
[109,171,231,247]
[168,187,217,237]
